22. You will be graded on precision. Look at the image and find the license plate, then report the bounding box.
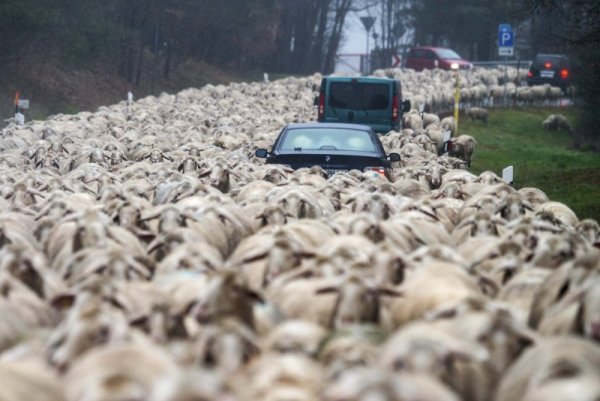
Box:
[540,70,555,78]
[326,169,348,176]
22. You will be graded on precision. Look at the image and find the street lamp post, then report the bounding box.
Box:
[360,16,376,74]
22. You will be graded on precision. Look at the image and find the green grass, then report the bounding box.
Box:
[459,107,600,222]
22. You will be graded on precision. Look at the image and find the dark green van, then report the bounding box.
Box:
[315,76,410,134]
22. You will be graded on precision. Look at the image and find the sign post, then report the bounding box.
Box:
[360,16,376,74]
[450,64,460,136]
[498,24,514,106]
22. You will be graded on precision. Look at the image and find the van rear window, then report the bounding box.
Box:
[329,82,389,111]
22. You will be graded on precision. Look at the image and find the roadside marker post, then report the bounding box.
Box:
[502,166,514,185]
[14,92,27,126]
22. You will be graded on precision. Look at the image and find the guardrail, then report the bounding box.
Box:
[472,60,532,69]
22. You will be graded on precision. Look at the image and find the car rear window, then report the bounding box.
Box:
[280,128,378,152]
[532,55,569,69]
[329,82,390,111]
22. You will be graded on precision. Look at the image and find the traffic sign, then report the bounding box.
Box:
[498,23,514,57]
[360,16,376,32]
[498,23,512,33]
[499,31,514,47]
[392,54,401,68]
[18,99,29,109]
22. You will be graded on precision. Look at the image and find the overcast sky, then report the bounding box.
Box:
[340,13,370,54]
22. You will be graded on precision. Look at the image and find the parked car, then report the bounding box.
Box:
[404,47,473,71]
[254,122,400,179]
[315,76,410,134]
[526,53,571,91]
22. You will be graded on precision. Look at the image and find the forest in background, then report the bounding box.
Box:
[0,0,597,146]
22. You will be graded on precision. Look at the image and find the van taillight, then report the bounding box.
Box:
[392,94,399,121]
[560,69,569,79]
[318,93,325,120]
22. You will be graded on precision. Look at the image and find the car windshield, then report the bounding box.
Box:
[435,49,461,60]
[329,82,389,111]
[279,127,378,152]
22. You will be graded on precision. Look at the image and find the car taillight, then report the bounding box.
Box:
[392,94,399,121]
[318,92,325,120]
[365,166,387,177]
[544,62,552,69]
[527,71,533,78]
[560,68,569,79]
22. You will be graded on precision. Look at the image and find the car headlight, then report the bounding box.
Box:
[450,63,459,70]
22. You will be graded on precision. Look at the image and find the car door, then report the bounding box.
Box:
[425,50,438,69]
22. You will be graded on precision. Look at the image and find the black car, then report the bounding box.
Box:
[255,123,400,179]
[526,53,571,91]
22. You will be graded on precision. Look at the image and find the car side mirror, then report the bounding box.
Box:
[388,152,401,162]
[403,100,411,113]
[313,96,319,107]
[255,148,269,158]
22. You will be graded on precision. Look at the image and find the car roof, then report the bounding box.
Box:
[284,122,374,131]
[323,76,395,84]
[535,53,568,58]
[409,46,454,52]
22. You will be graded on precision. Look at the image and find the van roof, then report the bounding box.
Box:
[324,76,396,83]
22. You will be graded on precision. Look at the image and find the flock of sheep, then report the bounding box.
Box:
[374,66,570,113]
[0,67,598,401]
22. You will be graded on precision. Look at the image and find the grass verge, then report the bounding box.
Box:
[460,107,600,222]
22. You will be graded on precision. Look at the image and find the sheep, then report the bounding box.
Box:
[537,276,600,340]
[465,107,489,124]
[386,261,487,328]
[535,200,579,227]
[261,320,327,357]
[494,337,600,401]
[327,365,464,401]
[190,317,259,374]
[542,114,572,131]
[449,134,477,167]
[313,275,401,329]
[187,268,264,330]
[64,341,178,401]
[0,360,66,401]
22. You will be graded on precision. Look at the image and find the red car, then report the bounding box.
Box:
[404,47,473,71]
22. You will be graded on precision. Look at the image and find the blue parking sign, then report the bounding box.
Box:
[498,23,512,33]
[499,31,514,47]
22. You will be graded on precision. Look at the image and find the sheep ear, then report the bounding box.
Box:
[374,287,403,297]
[315,286,338,295]
[198,169,211,178]
[573,295,586,335]
[130,316,148,330]
[478,274,499,298]
[293,250,316,259]
[235,286,264,304]
[241,251,269,264]
[426,306,459,321]
[51,293,76,310]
